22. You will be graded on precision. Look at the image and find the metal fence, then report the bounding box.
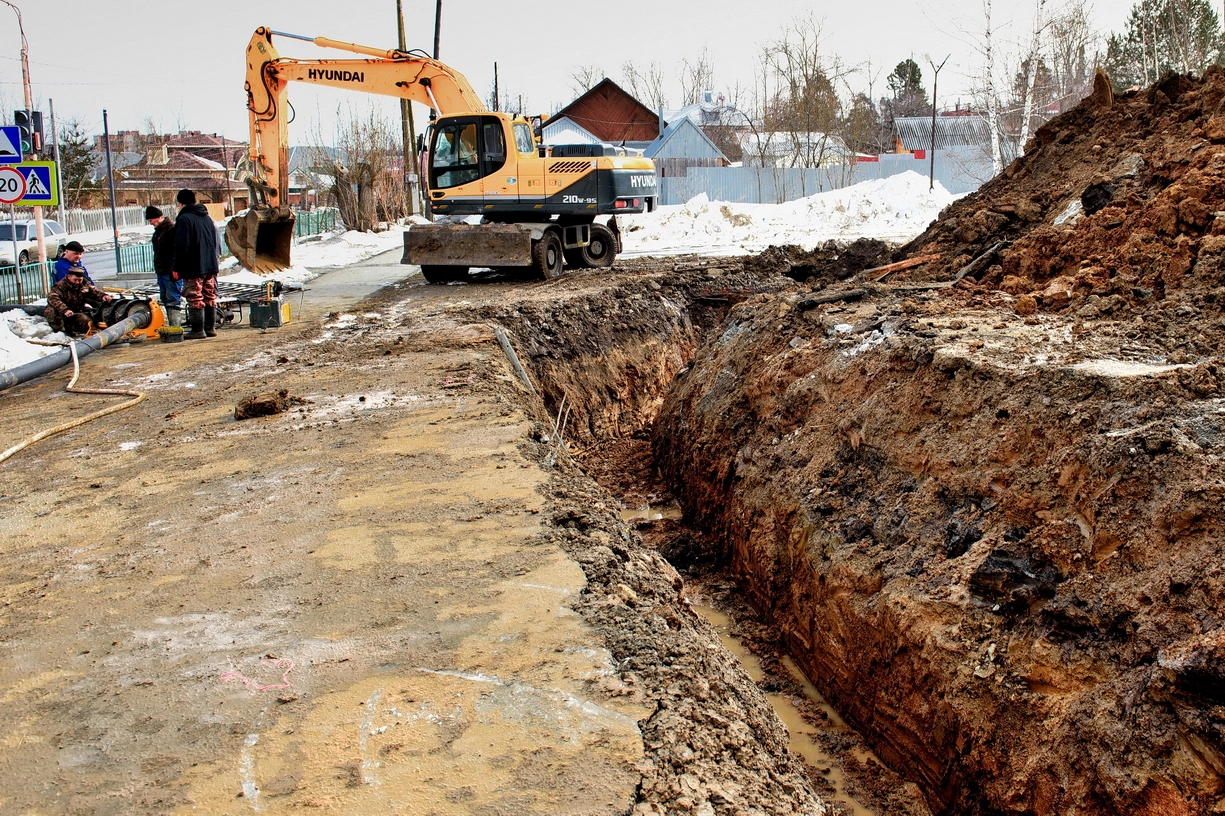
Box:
[0,260,54,305]
[10,205,157,234]
[658,146,997,205]
[295,208,338,237]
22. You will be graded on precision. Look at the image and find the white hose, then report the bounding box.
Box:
[0,339,146,465]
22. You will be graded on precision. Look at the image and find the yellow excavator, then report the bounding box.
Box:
[227,27,658,281]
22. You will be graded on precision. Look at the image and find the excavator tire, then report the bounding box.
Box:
[420,265,468,284]
[580,224,616,268]
[533,231,564,281]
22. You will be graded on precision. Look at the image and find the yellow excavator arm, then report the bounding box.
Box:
[229,27,487,271]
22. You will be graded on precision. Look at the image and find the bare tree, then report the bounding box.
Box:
[761,14,853,174]
[568,65,604,98]
[622,61,668,109]
[1016,0,1049,152]
[311,105,406,232]
[1046,0,1098,111]
[973,0,1006,174]
[680,47,716,106]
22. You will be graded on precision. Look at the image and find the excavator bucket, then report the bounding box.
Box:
[224,207,296,274]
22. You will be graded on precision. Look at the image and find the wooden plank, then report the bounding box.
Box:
[861,253,942,281]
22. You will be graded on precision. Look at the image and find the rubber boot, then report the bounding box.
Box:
[203,305,217,337]
[184,308,207,339]
[166,306,182,328]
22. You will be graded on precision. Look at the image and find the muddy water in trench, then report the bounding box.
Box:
[689,601,879,816]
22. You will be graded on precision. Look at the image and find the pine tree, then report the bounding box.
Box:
[1103,0,1225,89]
[56,119,97,209]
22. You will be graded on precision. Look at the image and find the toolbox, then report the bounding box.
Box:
[250,298,291,328]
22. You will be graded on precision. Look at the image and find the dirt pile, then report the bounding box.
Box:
[893,68,1225,352]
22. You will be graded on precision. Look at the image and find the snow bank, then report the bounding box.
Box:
[620,171,956,257]
[0,309,73,372]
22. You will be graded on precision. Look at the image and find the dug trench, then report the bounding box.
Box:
[473,251,1225,816]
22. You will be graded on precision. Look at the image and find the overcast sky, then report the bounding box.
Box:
[6,0,1133,146]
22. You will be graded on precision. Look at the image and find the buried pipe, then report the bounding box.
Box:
[0,307,151,391]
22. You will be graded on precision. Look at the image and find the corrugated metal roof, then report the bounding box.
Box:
[894,116,991,150]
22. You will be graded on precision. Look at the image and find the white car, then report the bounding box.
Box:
[0,219,69,265]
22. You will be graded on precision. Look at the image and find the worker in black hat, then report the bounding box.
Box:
[53,240,95,284]
[146,205,182,327]
[173,188,221,339]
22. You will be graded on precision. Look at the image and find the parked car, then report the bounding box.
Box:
[0,219,69,265]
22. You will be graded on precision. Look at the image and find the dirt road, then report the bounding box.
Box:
[0,254,823,816]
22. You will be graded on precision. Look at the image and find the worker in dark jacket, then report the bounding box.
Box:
[146,205,181,327]
[45,265,111,336]
[172,189,221,339]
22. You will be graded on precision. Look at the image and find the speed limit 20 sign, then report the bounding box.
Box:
[0,166,25,204]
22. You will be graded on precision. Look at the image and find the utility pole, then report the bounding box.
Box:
[1,1,44,263]
[397,0,421,216]
[433,0,442,60]
[926,54,950,192]
[50,98,64,227]
[492,62,499,111]
[103,110,121,276]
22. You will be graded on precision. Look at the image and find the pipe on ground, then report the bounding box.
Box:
[0,307,151,391]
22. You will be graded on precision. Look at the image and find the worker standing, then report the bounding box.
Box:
[145,206,181,328]
[173,189,221,340]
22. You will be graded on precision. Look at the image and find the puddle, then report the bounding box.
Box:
[620,505,684,522]
[690,602,878,816]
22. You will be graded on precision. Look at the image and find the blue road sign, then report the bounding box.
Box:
[0,126,21,164]
[16,162,57,206]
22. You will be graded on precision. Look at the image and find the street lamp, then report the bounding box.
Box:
[925,53,950,193]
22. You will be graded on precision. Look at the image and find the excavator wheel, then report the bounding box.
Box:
[533,231,564,281]
[420,265,468,284]
[581,224,617,269]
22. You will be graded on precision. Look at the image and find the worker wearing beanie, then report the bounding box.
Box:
[146,205,182,327]
[171,189,221,339]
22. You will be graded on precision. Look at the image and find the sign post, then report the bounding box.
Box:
[0,165,28,301]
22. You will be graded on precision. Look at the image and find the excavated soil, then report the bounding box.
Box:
[639,72,1225,816]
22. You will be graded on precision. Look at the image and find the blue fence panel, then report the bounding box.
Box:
[658,147,996,206]
[0,260,55,305]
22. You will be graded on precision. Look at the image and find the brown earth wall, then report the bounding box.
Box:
[652,290,1225,816]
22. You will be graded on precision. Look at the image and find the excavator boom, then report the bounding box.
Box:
[228,27,486,272]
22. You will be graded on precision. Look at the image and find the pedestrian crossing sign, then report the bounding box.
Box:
[15,161,57,206]
[0,127,21,164]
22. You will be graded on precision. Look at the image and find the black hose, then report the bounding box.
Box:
[0,303,46,317]
[0,307,151,391]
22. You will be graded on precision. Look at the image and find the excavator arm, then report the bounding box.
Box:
[228,27,487,272]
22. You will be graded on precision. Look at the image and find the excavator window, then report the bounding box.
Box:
[513,123,535,155]
[430,115,508,189]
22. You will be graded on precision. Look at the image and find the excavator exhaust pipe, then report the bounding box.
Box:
[225,207,296,274]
